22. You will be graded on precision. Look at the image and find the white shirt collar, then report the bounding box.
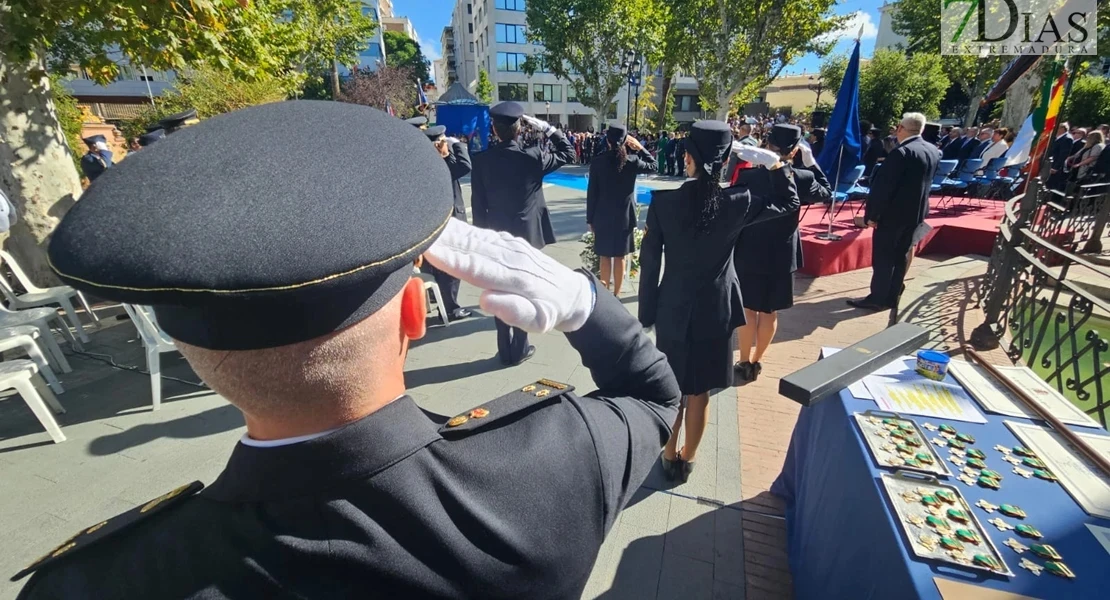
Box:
[239,394,406,448]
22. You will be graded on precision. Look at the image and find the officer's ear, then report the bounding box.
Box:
[400,277,427,341]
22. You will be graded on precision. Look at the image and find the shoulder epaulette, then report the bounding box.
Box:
[438,379,575,435]
[10,481,203,582]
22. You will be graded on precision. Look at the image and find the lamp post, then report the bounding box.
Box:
[545,101,551,124]
[808,75,825,109]
[621,49,641,126]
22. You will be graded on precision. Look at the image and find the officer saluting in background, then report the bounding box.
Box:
[14,101,680,599]
[470,101,576,365]
[421,122,473,321]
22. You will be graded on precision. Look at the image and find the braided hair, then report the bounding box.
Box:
[692,159,725,236]
[610,139,629,172]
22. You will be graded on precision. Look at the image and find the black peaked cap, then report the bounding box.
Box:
[49,101,454,350]
[686,120,732,168]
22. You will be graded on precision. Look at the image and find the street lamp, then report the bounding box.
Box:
[808,75,825,109]
[621,49,642,127]
[545,101,551,124]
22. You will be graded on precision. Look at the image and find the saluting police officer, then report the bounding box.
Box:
[470,101,576,365]
[14,101,680,599]
[422,123,473,321]
[79,135,113,182]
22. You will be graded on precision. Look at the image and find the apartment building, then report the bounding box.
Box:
[450,1,479,90]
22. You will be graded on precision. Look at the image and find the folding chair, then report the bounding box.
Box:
[929,159,959,212]
[830,164,866,220]
[939,159,982,213]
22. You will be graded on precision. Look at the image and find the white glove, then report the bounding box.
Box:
[446,136,461,144]
[731,143,781,168]
[425,219,595,333]
[521,115,556,137]
[798,143,818,168]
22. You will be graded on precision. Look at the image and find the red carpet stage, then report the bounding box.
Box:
[797,198,1004,277]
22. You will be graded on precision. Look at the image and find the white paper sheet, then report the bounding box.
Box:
[1006,420,1110,520]
[864,377,987,423]
[1085,523,1110,558]
[949,360,1100,428]
[820,347,918,401]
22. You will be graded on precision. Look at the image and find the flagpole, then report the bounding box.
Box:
[816,146,845,241]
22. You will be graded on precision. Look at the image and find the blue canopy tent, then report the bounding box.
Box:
[433,83,490,151]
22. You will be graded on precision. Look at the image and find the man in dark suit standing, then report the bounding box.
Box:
[1047,123,1073,191]
[422,125,473,321]
[470,101,576,365]
[848,112,941,311]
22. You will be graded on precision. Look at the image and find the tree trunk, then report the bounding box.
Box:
[964,94,983,127]
[330,61,342,100]
[657,73,673,131]
[1001,70,1039,130]
[0,56,82,286]
[715,90,730,121]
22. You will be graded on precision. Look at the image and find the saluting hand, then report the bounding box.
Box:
[625,136,644,152]
[425,219,595,333]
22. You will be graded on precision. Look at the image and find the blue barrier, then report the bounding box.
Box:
[543,172,655,205]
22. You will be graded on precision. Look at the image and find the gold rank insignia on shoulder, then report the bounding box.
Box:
[440,379,575,434]
[10,481,204,582]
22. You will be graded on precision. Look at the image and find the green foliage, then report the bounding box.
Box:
[121,66,294,138]
[634,74,657,129]
[475,68,494,105]
[818,53,849,98]
[649,86,678,133]
[384,30,431,83]
[667,0,844,116]
[50,74,85,172]
[524,0,668,121]
[1062,75,1110,128]
[858,50,949,130]
[1,1,374,88]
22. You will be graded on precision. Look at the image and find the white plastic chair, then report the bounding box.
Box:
[122,304,177,410]
[0,305,78,365]
[0,359,66,443]
[0,250,95,343]
[0,325,65,394]
[414,268,450,325]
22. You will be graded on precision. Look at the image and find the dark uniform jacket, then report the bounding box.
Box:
[586,148,656,232]
[942,136,969,161]
[638,170,798,343]
[957,138,986,162]
[862,135,886,176]
[471,131,575,249]
[444,141,471,220]
[865,136,941,228]
[16,286,681,599]
[79,151,110,182]
[734,154,825,276]
[1049,134,1074,172]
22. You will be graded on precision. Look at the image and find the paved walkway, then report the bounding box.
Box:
[0,166,1010,599]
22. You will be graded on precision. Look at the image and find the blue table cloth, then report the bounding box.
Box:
[771,368,1110,599]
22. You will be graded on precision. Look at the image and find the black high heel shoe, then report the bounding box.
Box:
[734,361,754,382]
[677,450,695,483]
[661,455,681,481]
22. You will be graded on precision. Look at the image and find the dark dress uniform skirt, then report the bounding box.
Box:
[737,270,794,314]
[657,331,735,396]
[593,224,635,257]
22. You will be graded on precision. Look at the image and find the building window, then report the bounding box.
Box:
[495,23,527,44]
[675,95,699,112]
[566,86,577,103]
[496,52,527,71]
[496,0,526,10]
[467,3,472,14]
[534,83,562,103]
[468,22,473,34]
[470,41,475,52]
[498,83,529,101]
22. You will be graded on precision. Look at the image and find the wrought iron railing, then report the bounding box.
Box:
[976,184,1110,429]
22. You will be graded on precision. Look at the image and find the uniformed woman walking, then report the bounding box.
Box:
[639,121,799,482]
[586,122,657,295]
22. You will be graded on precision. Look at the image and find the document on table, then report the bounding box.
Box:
[864,377,987,423]
[949,360,1100,428]
[1006,421,1110,520]
[1086,523,1110,558]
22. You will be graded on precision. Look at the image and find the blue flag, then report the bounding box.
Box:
[817,40,862,183]
[416,83,428,106]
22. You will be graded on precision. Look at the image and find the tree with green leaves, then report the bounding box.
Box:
[1063,75,1110,127]
[667,0,844,120]
[858,49,949,130]
[475,68,494,104]
[384,30,432,84]
[818,53,849,99]
[890,0,1004,126]
[0,0,375,282]
[524,0,667,127]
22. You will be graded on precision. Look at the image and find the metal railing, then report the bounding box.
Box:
[976,182,1110,428]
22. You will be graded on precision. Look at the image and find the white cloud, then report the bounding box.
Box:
[814,11,879,45]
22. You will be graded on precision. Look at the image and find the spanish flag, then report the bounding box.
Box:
[1028,67,1067,179]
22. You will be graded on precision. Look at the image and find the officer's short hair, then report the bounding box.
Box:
[492,119,519,143]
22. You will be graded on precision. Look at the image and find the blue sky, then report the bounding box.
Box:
[394,0,884,81]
